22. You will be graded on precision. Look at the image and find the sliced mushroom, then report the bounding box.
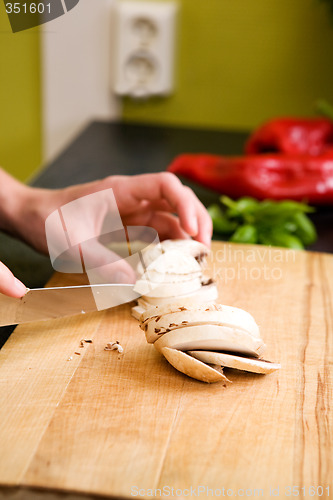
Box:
[131,285,217,322]
[161,347,230,384]
[138,243,164,273]
[154,325,265,358]
[141,304,260,343]
[136,281,218,308]
[142,302,252,324]
[160,239,209,263]
[138,239,209,274]
[142,269,202,283]
[141,249,201,276]
[131,304,146,321]
[134,250,203,295]
[138,294,216,322]
[131,238,280,385]
[188,351,281,374]
[134,277,202,298]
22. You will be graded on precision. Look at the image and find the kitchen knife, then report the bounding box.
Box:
[0,284,139,327]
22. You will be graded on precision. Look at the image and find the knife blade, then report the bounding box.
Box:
[0,284,139,327]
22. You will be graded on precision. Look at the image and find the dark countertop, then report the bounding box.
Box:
[33,121,249,189]
[1,120,333,347]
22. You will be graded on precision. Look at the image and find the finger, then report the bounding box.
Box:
[148,212,191,241]
[116,173,201,235]
[124,211,190,241]
[146,173,199,234]
[131,181,212,247]
[125,195,212,247]
[177,186,212,247]
[0,261,27,298]
[150,173,211,244]
[189,192,213,247]
[134,198,174,214]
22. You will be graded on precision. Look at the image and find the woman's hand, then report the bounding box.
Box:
[0,170,212,297]
[109,173,212,246]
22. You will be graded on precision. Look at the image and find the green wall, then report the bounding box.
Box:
[0,3,41,181]
[1,0,333,182]
[123,0,333,131]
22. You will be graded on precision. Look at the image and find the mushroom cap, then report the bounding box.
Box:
[154,325,265,357]
[188,351,281,374]
[161,347,229,383]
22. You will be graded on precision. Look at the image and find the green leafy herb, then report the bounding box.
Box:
[207,205,238,234]
[230,224,258,244]
[208,196,317,249]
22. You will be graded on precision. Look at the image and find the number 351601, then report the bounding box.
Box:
[5,3,51,14]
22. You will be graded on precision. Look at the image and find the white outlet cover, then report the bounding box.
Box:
[113,0,178,98]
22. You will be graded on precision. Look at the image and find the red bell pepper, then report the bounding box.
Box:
[168,118,333,204]
[245,118,333,156]
[168,153,333,204]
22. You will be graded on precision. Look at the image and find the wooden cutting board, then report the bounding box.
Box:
[0,242,332,499]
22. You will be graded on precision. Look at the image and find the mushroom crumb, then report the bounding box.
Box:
[104,341,124,353]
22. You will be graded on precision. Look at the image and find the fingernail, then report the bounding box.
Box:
[113,271,134,284]
[14,278,27,296]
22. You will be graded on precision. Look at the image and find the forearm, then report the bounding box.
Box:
[0,168,52,252]
[0,167,28,235]
[0,169,29,296]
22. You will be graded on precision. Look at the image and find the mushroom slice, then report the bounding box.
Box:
[161,347,230,384]
[134,277,202,298]
[137,282,218,308]
[131,304,146,321]
[137,242,166,272]
[188,351,281,374]
[138,239,209,274]
[154,325,265,357]
[139,269,202,284]
[145,249,201,275]
[142,304,260,342]
[140,302,253,326]
[160,239,209,264]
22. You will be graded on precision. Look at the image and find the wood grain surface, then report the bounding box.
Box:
[0,242,332,499]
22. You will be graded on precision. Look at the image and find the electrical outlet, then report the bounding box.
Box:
[113,0,178,98]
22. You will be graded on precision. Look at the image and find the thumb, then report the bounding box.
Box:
[0,261,27,298]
